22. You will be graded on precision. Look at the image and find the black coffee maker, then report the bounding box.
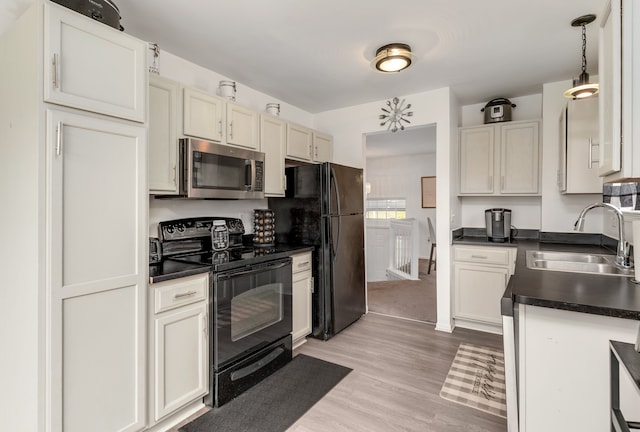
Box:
[485,208,512,242]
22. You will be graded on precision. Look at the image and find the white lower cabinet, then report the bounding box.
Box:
[453,245,516,334]
[518,304,640,432]
[149,274,209,425]
[291,252,313,348]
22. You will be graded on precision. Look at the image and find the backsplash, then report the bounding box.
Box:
[148,197,267,237]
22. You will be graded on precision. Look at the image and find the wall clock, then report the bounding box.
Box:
[379,97,413,132]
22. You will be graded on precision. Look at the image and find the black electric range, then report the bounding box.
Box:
[149,216,312,282]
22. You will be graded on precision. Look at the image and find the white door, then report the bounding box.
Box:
[454,263,507,325]
[500,121,539,194]
[286,123,312,161]
[149,75,180,194]
[260,114,286,196]
[312,132,333,162]
[227,102,259,150]
[153,301,208,421]
[183,87,225,142]
[43,2,146,122]
[47,109,146,432]
[459,126,494,194]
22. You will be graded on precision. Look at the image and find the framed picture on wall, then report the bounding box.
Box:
[421,176,436,208]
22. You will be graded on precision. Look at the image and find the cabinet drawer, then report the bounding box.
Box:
[154,274,208,314]
[292,252,312,274]
[454,246,511,266]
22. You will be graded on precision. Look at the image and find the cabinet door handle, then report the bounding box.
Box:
[56,122,62,157]
[471,255,488,259]
[174,290,197,299]
[229,121,233,139]
[203,312,208,338]
[315,145,318,159]
[218,120,223,137]
[588,138,600,167]
[52,53,60,89]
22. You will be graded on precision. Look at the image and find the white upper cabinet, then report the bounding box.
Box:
[287,122,313,161]
[599,0,622,177]
[599,0,640,182]
[559,98,602,194]
[183,87,225,142]
[260,114,287,196]
[226,101,259,150]
[459,120,540,196]
[312,132,333,162]
[459,126,495,194]
[500,121,540,194]
[43,2,146,122]
[149,74,180,194]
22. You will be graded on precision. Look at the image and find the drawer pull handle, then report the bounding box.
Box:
[297,261,310,267]
[470,255,488,259]
[174,290,197,299]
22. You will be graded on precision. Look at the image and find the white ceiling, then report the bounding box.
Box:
[113,0,605,114]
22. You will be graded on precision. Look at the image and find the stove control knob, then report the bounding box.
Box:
[166,226,174,234]
[176,224,185,233]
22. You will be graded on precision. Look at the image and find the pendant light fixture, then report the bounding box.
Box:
[564,14,599,99]
[372,43,414,73]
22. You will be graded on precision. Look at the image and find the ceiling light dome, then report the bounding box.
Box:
[372,43,414,73]
[564,14,599,99]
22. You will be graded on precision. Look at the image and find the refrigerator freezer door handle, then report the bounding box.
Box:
[330,167,342,261]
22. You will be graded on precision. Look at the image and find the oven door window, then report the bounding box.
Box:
[214,259,292,369]
[231,282,282,341]
[192,150,249,191]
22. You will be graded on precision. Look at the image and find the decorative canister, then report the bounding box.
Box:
[212,220,229,251]
[219,80,236,101]
[253,209,275,247]
[266,103,280,116]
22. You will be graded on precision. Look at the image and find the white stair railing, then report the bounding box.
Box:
[386,218,419,280]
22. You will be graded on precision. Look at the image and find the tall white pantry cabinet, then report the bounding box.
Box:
[1,2,147,432]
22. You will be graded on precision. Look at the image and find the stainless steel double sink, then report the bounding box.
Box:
[525,250,634,277]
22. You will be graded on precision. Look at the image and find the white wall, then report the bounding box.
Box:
[315,87,457,332]
[366,153,436,258]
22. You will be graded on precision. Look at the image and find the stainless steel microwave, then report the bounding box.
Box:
[177,138,265,199]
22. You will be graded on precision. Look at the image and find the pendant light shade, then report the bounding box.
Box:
[372,43,414,73]
[564,14,599,99]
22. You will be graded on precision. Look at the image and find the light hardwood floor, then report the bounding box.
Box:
[288,313,506,432]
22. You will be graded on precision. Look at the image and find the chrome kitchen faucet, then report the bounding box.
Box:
[574,202,633,269]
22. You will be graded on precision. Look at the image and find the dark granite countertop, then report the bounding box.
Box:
[148,244,314,284]
[452,233,640,321]
[149,259,211,284]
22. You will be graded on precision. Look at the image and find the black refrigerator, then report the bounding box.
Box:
[268,162,366,340]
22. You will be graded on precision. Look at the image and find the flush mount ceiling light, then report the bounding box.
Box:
[372,43,414,73]
[564,14,599,99]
